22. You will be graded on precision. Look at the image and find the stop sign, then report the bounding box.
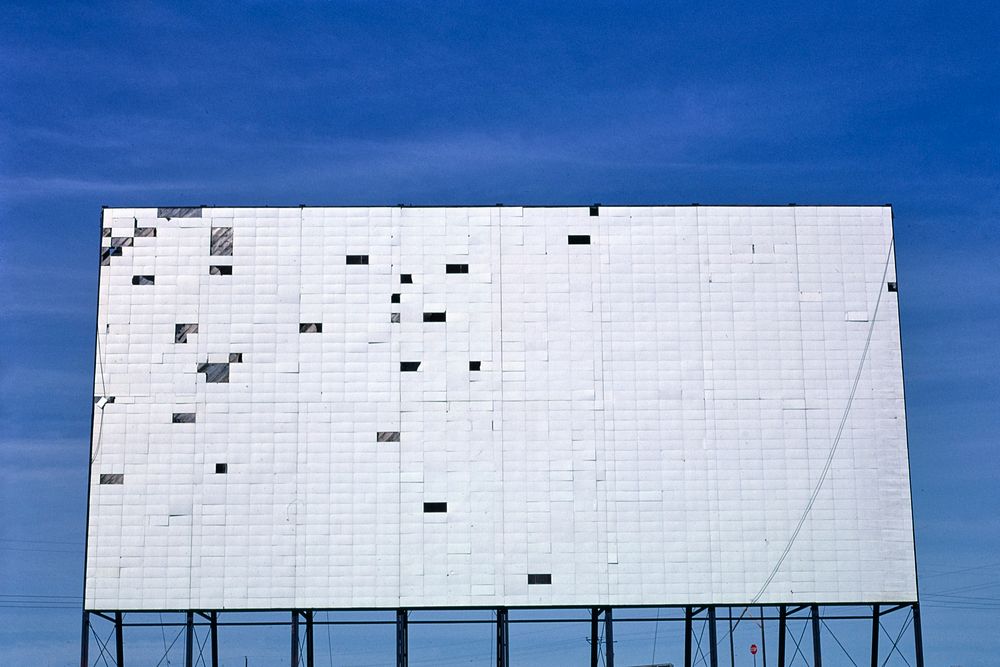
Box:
[750,644,758,655]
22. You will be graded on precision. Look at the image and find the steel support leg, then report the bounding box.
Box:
[684,607,693,667]
[760,606,768,667]
[870,604,879,667]
[591,608,600,667]
[291,610,300,667]
[185,611,194,667]
[305,611,314,667]
[912,603,924,667]
[729,606,735,667]
[115,612,124,667]
[396,609,408,667]
[210,612,219,667]
[708,607,719,667]
[777,606,786,667]
[811,604,822,667]
[80,611,90,667]
[496,608,509,667]
[604,607,615,667]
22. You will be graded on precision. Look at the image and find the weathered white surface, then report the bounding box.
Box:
[86,206,916,610]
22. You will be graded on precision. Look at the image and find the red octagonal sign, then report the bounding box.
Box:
[750,644,758,655]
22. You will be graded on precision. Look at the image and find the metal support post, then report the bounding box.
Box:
[684,606,693,667]
[870,604,879,667]
[591,608,600,667]
[603,607,615,667]
[759,606,768,667]
[305,610,314,667]
[777,606,786,667]
[811,604,822,667]
[708,607,719,667]
[291,610,300,667]
[185,611,194,667]
[396,609,408,667]
[115,612,124,667]
[210,611,219,667]
[912,603,924,667]
[496,608,509,667]
[80,611,90,667]
[729,606,735,667]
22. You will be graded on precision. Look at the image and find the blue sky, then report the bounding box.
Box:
[1,1,998,665]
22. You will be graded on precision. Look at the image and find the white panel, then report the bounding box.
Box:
[85,205,916,610]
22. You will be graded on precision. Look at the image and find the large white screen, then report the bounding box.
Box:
[86,206,916,610]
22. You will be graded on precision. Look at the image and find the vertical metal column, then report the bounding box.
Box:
[396,609,408,667]
[777,606,786,667]
[912,603,924,667]
[707,607,719,667]
[80,611,90,667]
[684,607,693,667]
[291,610,300,667]
[870,604,880,667]
[185,611,194,667]
[603,607,614,667]
[211,611,219,667]
[811,605,822,667]
[305,611,314,667]
[728,607,735,667]
[759,606,767,667]
[591,608,600,667]
[496,608,509,667]
[115,612,124,667]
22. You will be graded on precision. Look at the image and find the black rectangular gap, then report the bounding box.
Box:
[346,255,369,265]
[568,235,591,245]
[172,412,196,423]
[215,463,228,474]
[446,264,469,274]
[589,205,599,216]
[390,313,400,323]
[423,502,447,513]
[469,361,481,371]
[94,396,115,404]
[423,312,446,322]
[391,293,401,303]
[229,352,243,363]
[135,227,157,237]
[99,474,124,485]
[400,361,421,372]
[377,431,401,442]
[197,362,230,383]
[132,275,155,285]
[210,227,234,256]
[527,573,552,585]
[175,323,198,343]
[401,274,413,284]
[210,265,233,275]
[299,323,323,333]
[102,228,112,237]
[888,281,898,292]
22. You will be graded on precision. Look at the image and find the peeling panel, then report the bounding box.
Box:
[157,207,202,218]
[210,227,234,256]
[175,323,199,343]
[197,362,229,383]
